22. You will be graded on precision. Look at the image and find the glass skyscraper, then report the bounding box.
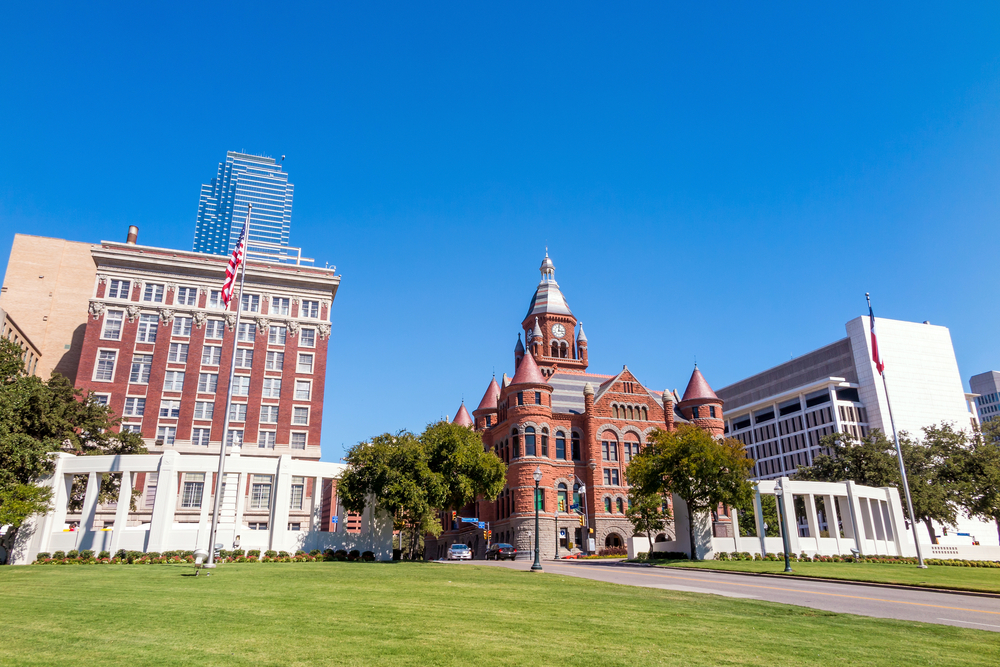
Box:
[193,152,294,260]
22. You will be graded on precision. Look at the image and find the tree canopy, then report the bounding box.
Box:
[624,491,670,554]
[338,421,505,559]
[627,425,754,560]
[0,339,145,563]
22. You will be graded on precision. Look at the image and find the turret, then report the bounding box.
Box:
[452,402,473,428]
[576,323,588,366]
[472,376,502,431]
[678,366,724,436]
[514,333,525,369]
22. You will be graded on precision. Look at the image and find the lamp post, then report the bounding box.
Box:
[531,467,543,572]
[774,480,793,573]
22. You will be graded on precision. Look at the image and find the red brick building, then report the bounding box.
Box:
[74,236,338,461]
[426,254,726,560]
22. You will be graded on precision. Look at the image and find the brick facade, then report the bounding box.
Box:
[426,254,727,560]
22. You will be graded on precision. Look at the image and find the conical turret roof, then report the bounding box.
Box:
[681,366,719,403]
[510,350,546,386]
[514,334,525,355]
[476,377,502,411]
[453,402,473,427]
[577,322,587,343]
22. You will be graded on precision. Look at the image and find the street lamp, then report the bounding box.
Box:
[531,466,543,572]
[773,480,793,573]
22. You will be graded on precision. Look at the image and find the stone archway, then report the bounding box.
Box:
[605,533,623,548]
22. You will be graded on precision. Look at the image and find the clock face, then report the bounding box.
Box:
[551,323,566,338]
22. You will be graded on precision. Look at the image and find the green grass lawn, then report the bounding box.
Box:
[1,562,998,667]
[656,560,1000,593]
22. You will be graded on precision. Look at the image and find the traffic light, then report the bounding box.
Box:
[483,530,488,540]
[578,514,584,526]
[451,511,457,522]
[487,530,492,540]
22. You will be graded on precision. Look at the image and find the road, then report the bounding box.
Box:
[444,558,1000,632]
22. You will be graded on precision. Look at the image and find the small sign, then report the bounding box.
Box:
[478,522,485,529]
[559,529,566,538]
[588,538,596,551]
[570,503,580,511]
[460,517,478,523]
[331,516,338,524]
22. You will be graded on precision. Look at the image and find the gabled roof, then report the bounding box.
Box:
[510,351,547,386]
[476,377,501,412]
[453,403,473,427]
[681,367,719,403]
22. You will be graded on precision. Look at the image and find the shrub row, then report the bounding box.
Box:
[34,549,379,565]
[712,551,1000,567]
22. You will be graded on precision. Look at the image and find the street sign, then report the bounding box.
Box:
[478,522,485,529]
[331,516,338,524]
[570,503,579,511]
[460,517,478,523]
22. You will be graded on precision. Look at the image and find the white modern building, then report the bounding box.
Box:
[970,371,1000,423]
[717,316,994,546]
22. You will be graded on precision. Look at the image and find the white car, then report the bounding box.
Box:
[447,544,472,560]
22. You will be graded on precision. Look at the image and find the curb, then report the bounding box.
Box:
[639,563,1000,599]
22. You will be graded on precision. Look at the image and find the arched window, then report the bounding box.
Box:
[613,405,619,419]
[557,483,568,512]
[555,431,566,459]
[524,427,536,456]
[616,498,624,513]
[571,432,581,460]
[642,406,648,421]
[601,433,618,461]
[551,341,559,357]
[604,497,612,513]
[605,534,622,548]
[512,430,520,458]
[654,533,668,543]
[541,427,549,457]
[560,342,568,358]
[629,406,636,420]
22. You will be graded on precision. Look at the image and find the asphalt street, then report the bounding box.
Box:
[444,558,1000,633]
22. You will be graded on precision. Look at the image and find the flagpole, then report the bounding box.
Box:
[867,293,927,568]
[207,204,253,565]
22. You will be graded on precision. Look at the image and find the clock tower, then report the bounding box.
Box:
[519,252,588,376]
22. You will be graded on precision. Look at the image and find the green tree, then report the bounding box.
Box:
[339,422,506,560]
[624,491,670,554]
[627,425,754,560]
[0,339,146,563]
[736,494,780,538]
[962,420,1000,543]
[794,430,897,488]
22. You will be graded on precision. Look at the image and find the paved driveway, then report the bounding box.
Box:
[444,558,1000,633]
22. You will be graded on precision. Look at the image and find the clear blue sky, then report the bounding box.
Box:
[3,3,999,461]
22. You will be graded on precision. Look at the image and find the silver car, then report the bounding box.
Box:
[447,544,472,560]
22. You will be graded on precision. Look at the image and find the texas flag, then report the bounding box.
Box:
[869,302,885,375]
[221,205,252,308]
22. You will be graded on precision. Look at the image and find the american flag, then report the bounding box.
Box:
[221,205,252,308]
[869,300,885,375]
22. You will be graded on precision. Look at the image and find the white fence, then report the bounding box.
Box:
[10,451,393,564]
[629,478,1000,561]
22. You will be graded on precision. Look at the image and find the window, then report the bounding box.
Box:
[102,310,124,340]
[571,433,581,460]
[261,405,279,423]
[517,392,524,406]
[693,406,700,419]
[524,427,536,456]
[300,328,316,347]
[93,393,110,406]
[237,322,255,342]
[163,371,185,392]
[234,349,254,368]
[265,351,284,371]
[603,469,620,486]
[248,522,268,531]
[107,279,131,299]
[535,391,541,405]
[143,283,164,303]
[198,373,218,394]
[168,343,189,363]
[121,423,142,434]
[95,350,117,381]
[129,354,152,384]
[268,326,286,346]
[208,290,224,309]
[205,319,225,339]
[604,497,612,513]
[181,473,204,508]
[291,432,307,449]
[292,407,309,425]
[225,429,244,448]
[290,476,305,510]
[294,380,311,400]
[297,353,314,373]
[557,483,568,513]
[601,439,618,461]
[136,314,158,343]
[258,431,276,449]
[192,428,211,447]
[175,287,197,306]
[156,426,176,445]
[555,431,566,459]
[513,432,520,458]
[250,475,272,509]
[159,400,180,418]
[172,317,192,337]
[202,345,222,365]
[541,428,549,457]
[624,442,639,463]
[256,378,280,399]
[228,403,247,422]
[240,293,260,313]
[123,397,145,417]
[232,376,250,396]
[710,406,717,418]
[193,401,214,420]
[288,522,301,531]
[616,498,624,513]
[301,300,320,318]
[271,297,290,316]
[144,473,158,506]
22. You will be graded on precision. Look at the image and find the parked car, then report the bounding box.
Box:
[447,544,472,560]
[486,543,516,561]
